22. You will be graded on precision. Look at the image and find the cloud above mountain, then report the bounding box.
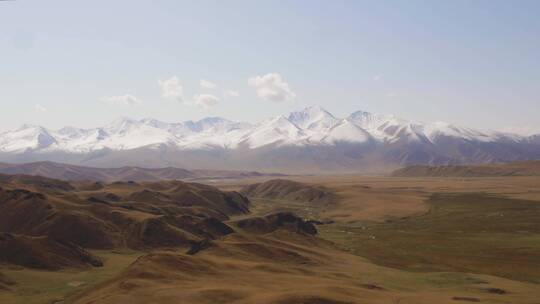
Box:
[101,94,142,106]
[248,73,295,102]
[34,104,47,112]
[200,79,217,89]
[224,90,239,98]
[193,94,219,109]
[159,76,184,102]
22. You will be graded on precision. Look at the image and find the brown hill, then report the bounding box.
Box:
[0,161,281,182]
[0,173,74,192]
[0,173,251,269]
[233,212,317,235]
[240,179,333,204]
[391,160,540,177]
[0,233,102,270]
[69,232,369,304]
[0,272,14,291]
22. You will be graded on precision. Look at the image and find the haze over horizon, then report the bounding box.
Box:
[2,0,540,135]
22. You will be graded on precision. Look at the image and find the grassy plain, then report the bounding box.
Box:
[220,175,540,302]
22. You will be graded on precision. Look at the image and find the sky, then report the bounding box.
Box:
[1,0,539,134]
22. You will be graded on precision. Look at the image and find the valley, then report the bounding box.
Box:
[1,167,539,303]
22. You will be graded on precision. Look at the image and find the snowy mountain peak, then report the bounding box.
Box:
[347,111,404,130]
[287,106,338,130]
[0,124,56,152]
[57,126,84,135]
[0,107,530,154]
[184,117,240,133]
[105,117,142,133]
[140,118,170,129]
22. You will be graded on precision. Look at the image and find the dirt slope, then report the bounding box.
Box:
[0,272,14,291]
[233,212,317,235]
[240,179,333,204]
[0,233,102,270]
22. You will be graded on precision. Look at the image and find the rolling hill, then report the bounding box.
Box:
[240,179,334,204]
[0,161,277,182]
[0,174,251,256]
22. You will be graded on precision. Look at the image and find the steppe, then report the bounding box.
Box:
[1,164,539,303]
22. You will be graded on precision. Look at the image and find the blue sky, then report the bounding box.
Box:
[1,0,539,134]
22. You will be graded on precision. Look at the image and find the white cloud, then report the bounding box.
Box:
[225,90,239,98]
[34,104,47,112]
[373,75,382,81]
[101,94,142,106]
[158,76,184,102]
[193,94,219,109]
[248,73,295,102]
[200,79,217,89]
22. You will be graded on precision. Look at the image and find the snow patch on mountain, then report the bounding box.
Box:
[320,120,372,144]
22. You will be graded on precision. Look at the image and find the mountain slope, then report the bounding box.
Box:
[1,106,539,173]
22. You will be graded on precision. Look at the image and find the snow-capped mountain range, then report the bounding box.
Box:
[1,106,539,173]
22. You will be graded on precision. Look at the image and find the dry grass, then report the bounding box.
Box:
[2,175,540,303]
[0,250,142,304]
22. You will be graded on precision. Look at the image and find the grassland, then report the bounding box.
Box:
[318,193,540,283]
[236,177,540,283]
[2,175,540,303]
[0,250,142,304]
[222,175,540,302]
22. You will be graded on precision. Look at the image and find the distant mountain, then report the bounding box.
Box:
[0,161,278,182]
[1,106,539,173]
[391,160,540,177]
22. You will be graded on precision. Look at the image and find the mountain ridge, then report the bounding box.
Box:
[0,161,281,182]
[1,106,539,173]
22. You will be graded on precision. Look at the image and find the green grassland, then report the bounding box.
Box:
[318,193,540,283]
